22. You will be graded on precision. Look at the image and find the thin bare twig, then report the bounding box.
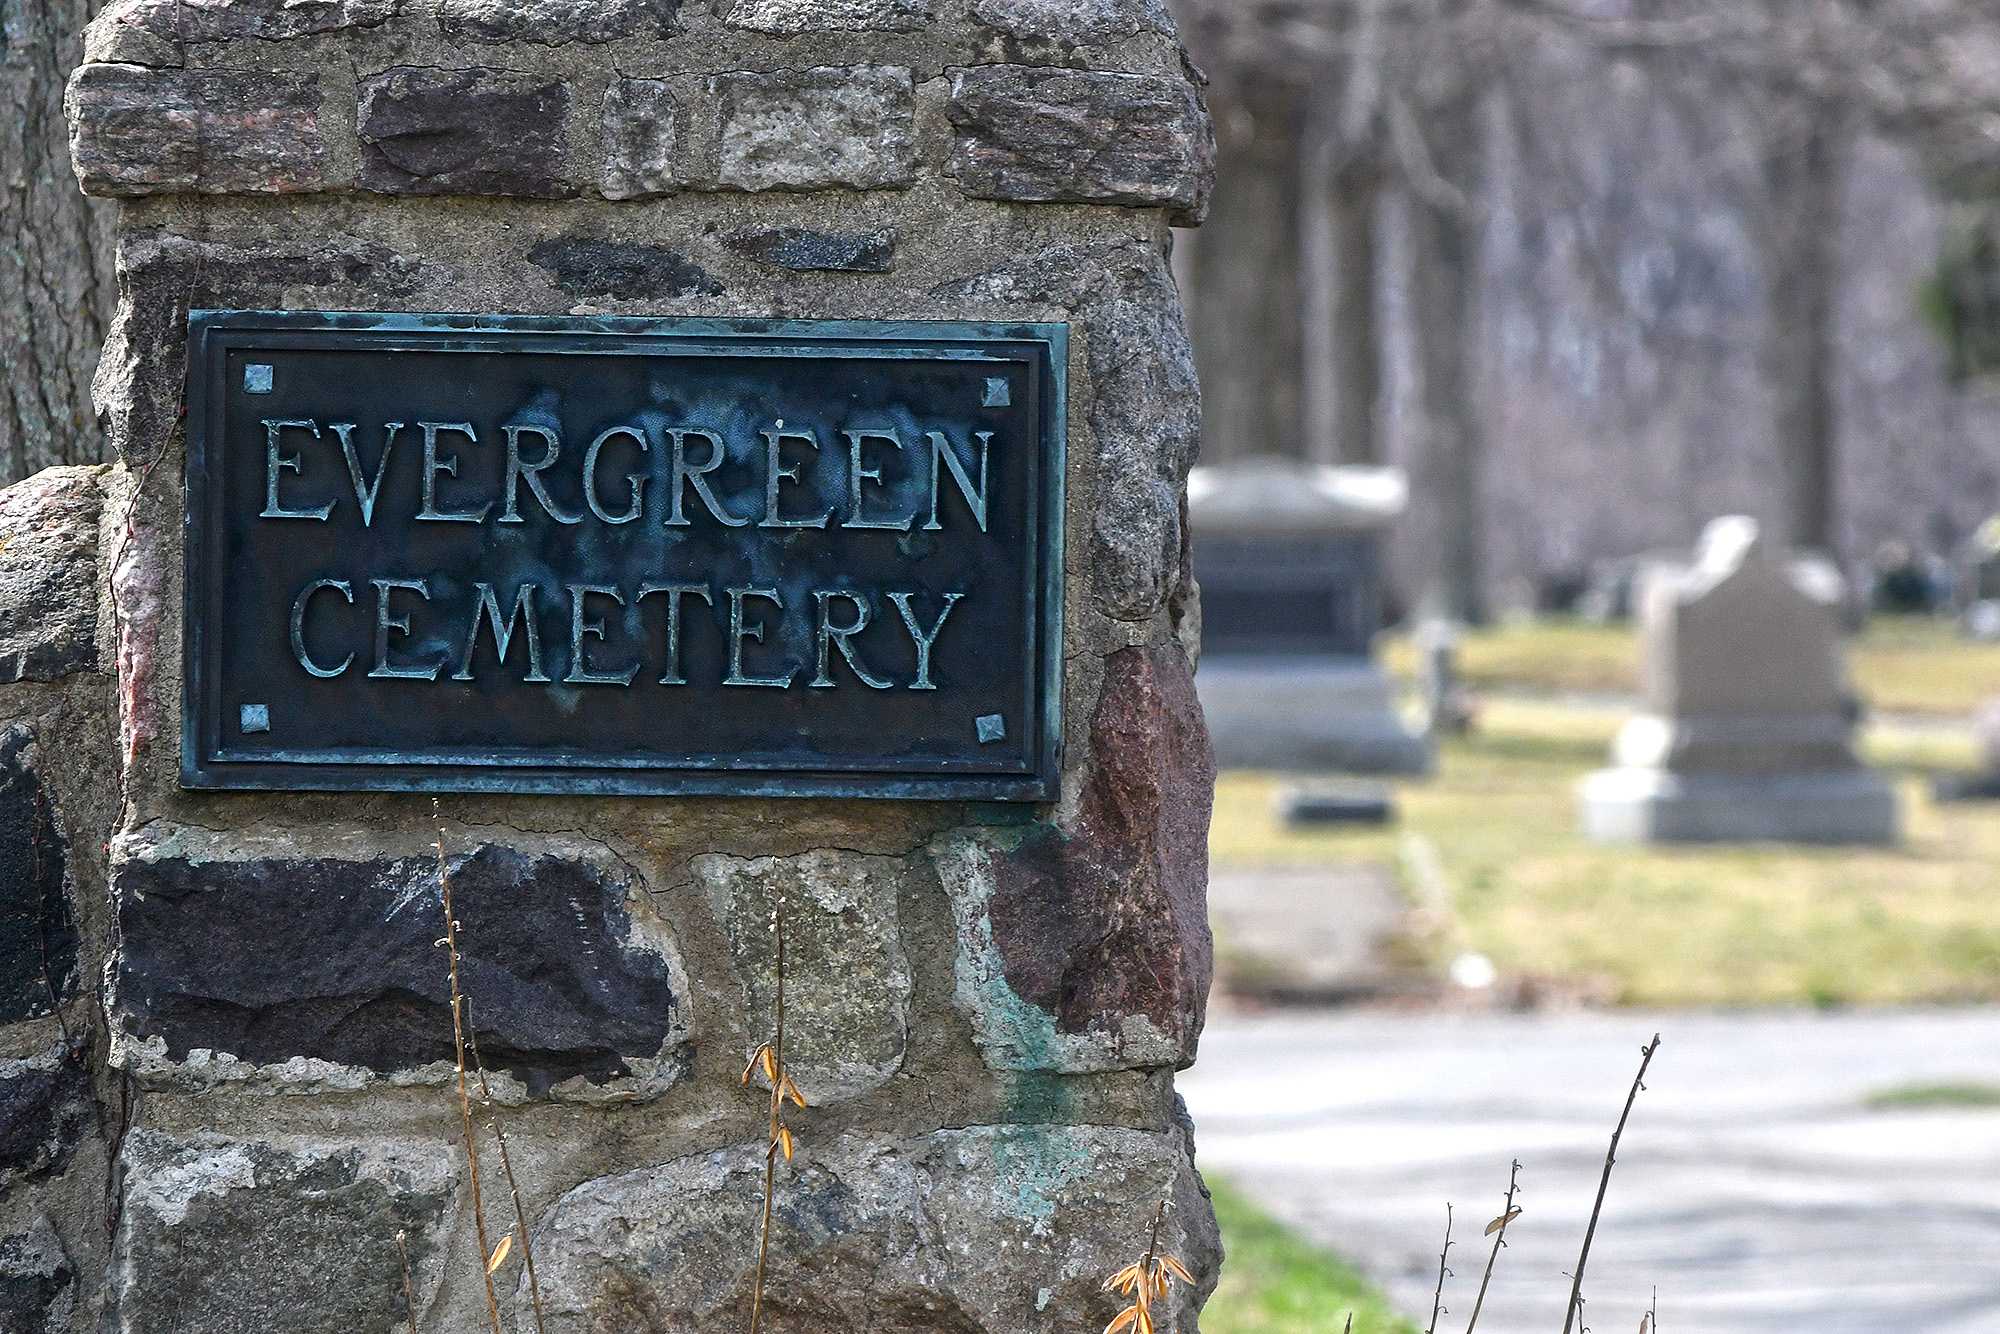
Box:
[1464,1160,1521,1334]
[1563,1035,1662,1334]
[747,888,799,1334]
[1426,1204,1453,1334]
[463,1004,548,1334]
[435,804,504,1334]
[396,1230,418,1334]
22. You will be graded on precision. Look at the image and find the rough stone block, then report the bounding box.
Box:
[439,0,678,45]
[108,1130,457,1334]
[0,1217,76,1334]
[103,0,400,44]
[726,226,895,271]
[529,237,722,299]
[970,0,1173,43]
[112,843,689,1092]
[358,67,573,198]
[723,0,929,33]
[600,77,679,200]
[944,66,1212,217]
[0,1045,95,1191]
[0,467,101,683]
[930,240,1202,619]
[931,643,1213,1072]
[713,66,916,192]
[693,849,913,1104]
[0,730,76,1025]
[530,1124,1218,1333]
[66,65,326,197]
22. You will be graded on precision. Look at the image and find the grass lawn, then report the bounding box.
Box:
[1377,613,2000,717]
[1210,698,2000,1007]
[1201,1179,1417,1334]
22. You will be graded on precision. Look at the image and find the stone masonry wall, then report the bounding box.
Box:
[41,1,1222,1330]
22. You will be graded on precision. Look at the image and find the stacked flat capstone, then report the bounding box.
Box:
[1579,516,1898,844]
[23,2,1226,1330]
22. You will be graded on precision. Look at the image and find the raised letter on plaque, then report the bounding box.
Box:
[262,419,335,520]
[760,427,832,529]
[725,587,795,687]
[923,430,990,532]
[666,428,747,527]
[566,584,639,686]
[811,591,892,689]
[501,424,583,524]
[331,421,400,528]
[638,583,714,685]
[455,583,549,682]
[584,426,648,524]
[888,591,963,690]
[369,578,439,680]
[417,423,492,523]
[843,430,911,531]
[290,579,354,678]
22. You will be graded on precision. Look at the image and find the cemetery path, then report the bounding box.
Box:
[1181,1007,2000,1334]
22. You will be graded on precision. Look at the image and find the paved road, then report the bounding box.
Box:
[1180,1008,2000,1334]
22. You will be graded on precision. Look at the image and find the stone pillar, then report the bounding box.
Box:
[60,3,1221,1330]
[1578,516,1898,845]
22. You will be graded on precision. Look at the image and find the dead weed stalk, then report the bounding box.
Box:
[433,802,549,1334]
[745,887,805,1334]
[1424,1205,1453,1334]
[1463,1160,1521,1334]
[1102,1201,1194,1334]
[1563,1034,1661,1334]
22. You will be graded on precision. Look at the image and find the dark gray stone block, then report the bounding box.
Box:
[439,0,678,45]
[66,65,326,197]
[113,845,686,1090]
[107,0,400,43]
[0,1217,75,1334]
[600,77,679,199]
[109,1130,455,1334]
[528,237,722,298]
[726,227,895,272]
[944,65,1213,219]
[0,1045,95,1191]
[0,729,75,1025]
[357,66,573,198]
[0,468,101,685]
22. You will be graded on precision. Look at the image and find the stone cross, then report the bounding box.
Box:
[1580,515,1897,843]
[0,2,1227,1329]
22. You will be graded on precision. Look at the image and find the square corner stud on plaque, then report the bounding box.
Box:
[181,313,1067,800]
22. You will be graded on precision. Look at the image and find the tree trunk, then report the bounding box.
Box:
[1404,96,1486,624]
[1,0,116,482]
[1761,108,1851,555]
[1302,160,1382,467]
[1180,97,1305,463]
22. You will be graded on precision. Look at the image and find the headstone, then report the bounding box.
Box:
[1579,516,1898,844]
[1931,696,2000,800]
[56,4,1224,1329]
[1188,459,1430,772]
[1414,617,1473,736]
[1961,515,2000,639]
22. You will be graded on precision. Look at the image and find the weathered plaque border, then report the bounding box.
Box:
[180,311,1067,801]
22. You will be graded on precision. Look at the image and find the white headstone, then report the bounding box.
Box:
[1579,516,1897,843]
